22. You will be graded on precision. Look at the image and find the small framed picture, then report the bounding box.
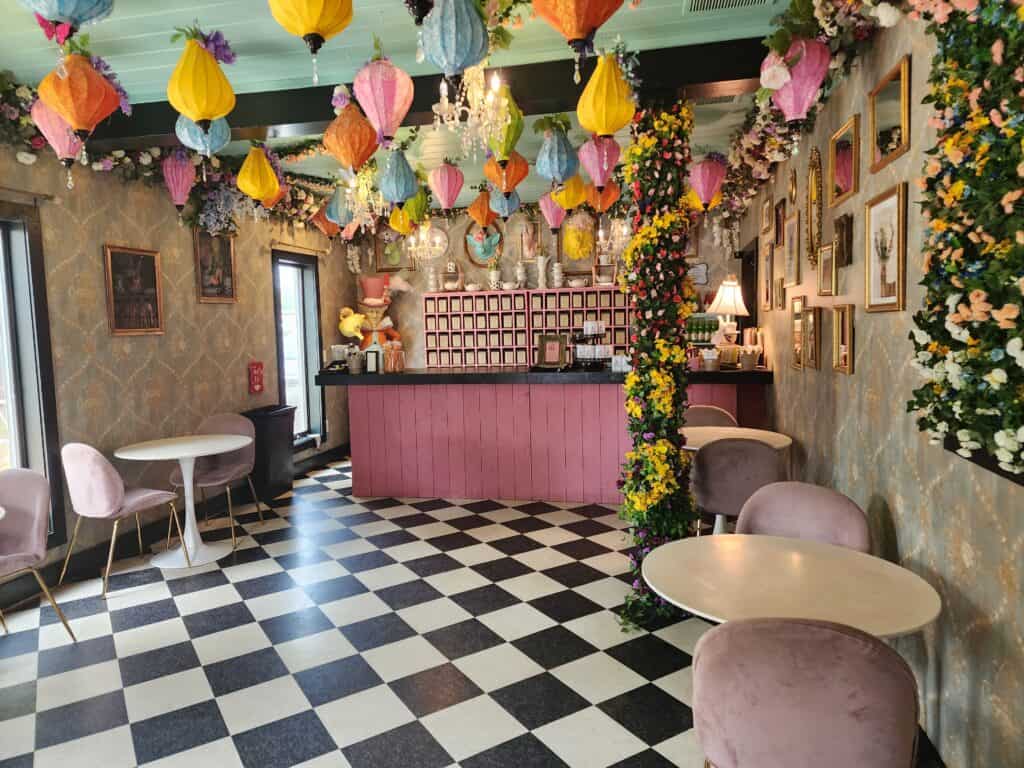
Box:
[194,230,237,303]
[784,212,801,287]
[834,213,854,267]
[804,305,822,370]
[774,199,787,247]
[774,277,786,310]
[759,235,774,311]
[376,229,418,272]
[865,183,907,312]
[535,334,568,369]
[761,194,774,236]
[833,304,855,374]
[104,245,164,336]
[791,296,804,370]
[818,241,837,297]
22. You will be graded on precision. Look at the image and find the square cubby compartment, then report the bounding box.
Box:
[452,332,463,347]
[452,350,464,366]
[600,310,614,326]
[514,294,526,310]
[585,292,598,308]
[559,293,571,309]
[614,328,627,345]
[450,297,462,313]
[426,316,437,331]
[572,311,584,327]
[425,298,437,314]
[515,314,526,328]
[439,332,451,347]
[486,313,498,329]
[438,316,450,331]
[532,312,544,327]
[476,313,487,329]
[531,294,543,310]
[614,309,627,326]
[502,331,514,346]
[438,297,449,313]
[614,291,628,307]
[599,292,612,308]
[426,332,438,349]
[489,350,501,365]
[515,349,527,365]
[501,295,513,311]
[502,349,514,365]
[489,331,500,346]
[487,296,500,312]
[476,331,489,346]
[502,314,513,328]
[465,350,476,366]
[572,292,584,308]
[427,350,439,367]
[440,350,451,367]
[545,312,557,327]
[475,296,487,312]
[515,330,527,346]
[545,294,557,309]
[558,311,570,328]
[463,315,474,330]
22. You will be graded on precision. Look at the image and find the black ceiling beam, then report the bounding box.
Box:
[89,38,766,151]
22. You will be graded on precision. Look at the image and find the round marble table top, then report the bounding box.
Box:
[681,426,793,452]
[0,505,5,522]
[643,535,941,639]
[115,434,252,462]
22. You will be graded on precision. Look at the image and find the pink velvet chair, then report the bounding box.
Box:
[60,443,188,597]
[169,414,265,550]
[685,405,738,428]
[693,618,919,768]
[0,469,75,640]
[692,438,787,534]
[736,481,871,552]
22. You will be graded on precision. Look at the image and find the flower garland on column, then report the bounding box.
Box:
[618,103,700,626]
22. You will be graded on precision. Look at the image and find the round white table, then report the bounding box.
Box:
[681,426,793,452]
[115,434,252,569]
[0,505,5,522]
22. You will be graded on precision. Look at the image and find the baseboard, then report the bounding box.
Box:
[294,444,349,476]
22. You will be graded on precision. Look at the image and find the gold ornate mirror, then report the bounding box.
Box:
[869,56,910,173]
[828,115,859,208]
[806,148,823,266]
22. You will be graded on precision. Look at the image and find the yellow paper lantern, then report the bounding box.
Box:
[552,174,586,212]
[389,206,414,236]
[167,39,236,128]
[577,53,635,138]
[268,0,353,83]
[237,146,280,202]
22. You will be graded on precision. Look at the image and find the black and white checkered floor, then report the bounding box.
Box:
[0,459,711,768]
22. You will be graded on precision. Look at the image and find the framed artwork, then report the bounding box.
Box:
[784,212,801,287]
[759,235,774,311]
[818,241,837,296]
[520,218,539,263]
[761,194,774,236]
[804,305,822,369]
[535,334,568,369]
[864,183,907,312]
[869,56,911,173]
[376,229,418,272]
[791,296,804,370]
[194,230,237,303]
[774,277,786,310]
[833,304,855,374]
[687,262,710,286]
[104,245,164,336]
[774,199,787,247]
[828,114,860,208]
[685,221,701,260]
[806,147,823,266]
[834,213,854,267]
[465,222,504,268]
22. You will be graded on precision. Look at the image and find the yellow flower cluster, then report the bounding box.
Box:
[648,368,675,416]
[655,339,687,365]
[624,439,679,514]
[623,210,689,269]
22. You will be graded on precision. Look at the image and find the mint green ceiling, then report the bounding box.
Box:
[0,0,778,104]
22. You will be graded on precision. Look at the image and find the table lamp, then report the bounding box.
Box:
[707,274,750,343]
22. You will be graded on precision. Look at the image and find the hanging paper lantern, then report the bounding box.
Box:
[536,127,577,186]
[552,174,586,212]
[577,53,635,137]
[353,51,414,146]
[404,0,433,25]
[488,85,523,165]
[323,104,378,172]
[539,192,566,233]
[468,189,498,228]
[578,136,620,192]
[586,180,620,213]
[428,162,463,211]
[268,0,353,85]
[237,145,280,202]
[175,115,231,157]
[161,149,196,212]
[763,38,830,123]
[311,206,340,238]
[262,183,289,209]
[167,36,236,129]
[38,54,119,140]
[403,187,429,224]
[489,188,520,221]
[421,0,488,80]
[325,186,353,226]
[532,0,625,82]
[30,99,83,189]
[379,150,418,205]
[22,0,112,52]
[484,151,529,198]
[689,152,727,210]
[389,206,414,236]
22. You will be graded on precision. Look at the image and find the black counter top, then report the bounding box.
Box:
[316,366,774,387]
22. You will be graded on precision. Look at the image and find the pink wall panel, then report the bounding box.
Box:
[580,384,603,501]
[598,385,622,504]
[563,390,584,503]
[477,386,500,499]
[366,387,387,495]
[547,386,569,502]
[527,385,550,501]
[381,387,403,495]
[413,386,435,499]
[462,386,482,499]
[511,385,532,500]
[349,388,371,497]
[447,385,468,499]
[430,387,451,498]
[496,385,517,499]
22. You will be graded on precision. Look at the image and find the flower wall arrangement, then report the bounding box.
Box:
[619,103,700,626]
[907,0,1024,477]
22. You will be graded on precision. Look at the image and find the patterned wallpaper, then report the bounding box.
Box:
[0,146,356,558]
[737,20,1023,768]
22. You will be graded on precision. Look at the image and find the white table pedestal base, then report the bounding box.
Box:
[151,539,232,569]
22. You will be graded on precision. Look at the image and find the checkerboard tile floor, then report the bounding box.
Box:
[0,460,712,768]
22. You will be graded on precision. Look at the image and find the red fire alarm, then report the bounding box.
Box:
[248,361,264,395]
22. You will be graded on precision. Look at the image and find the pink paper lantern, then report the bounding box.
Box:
[539,192,566,233]
[763,38,830,122]
[354,58,414,146]
[30,99,83,189]
[162,149,197,212]
[689,153,727,210]
[835,141,853,194]
[429,162,464,211]
[578,136,620,192]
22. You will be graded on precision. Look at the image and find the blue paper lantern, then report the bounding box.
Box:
[325,187,353,227]
[536,130,578,186]
[379,150,418,205]
[421,0,488,79]
[175,115,230,157]
[19,0,112,26]
[489,188,520,220]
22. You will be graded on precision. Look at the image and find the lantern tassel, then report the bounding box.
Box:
[303,34,325,85]
[66,168,74,190]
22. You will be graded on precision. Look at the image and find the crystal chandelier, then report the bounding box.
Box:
[432,65,511,161]
[597,216,632,262]
[405,218,449,264]
[345,164,387,231]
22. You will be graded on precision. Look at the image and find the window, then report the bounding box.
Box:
[272,250,324,441]
[0,201,64,542]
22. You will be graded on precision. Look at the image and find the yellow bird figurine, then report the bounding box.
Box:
[339,307,366,339]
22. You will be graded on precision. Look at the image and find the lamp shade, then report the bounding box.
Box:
[539,192,566,232]
[689,153,727,210]
[764,38,830,123]
[38,54,119,139]
[403,186,429,223]
[577,53,635,137]
[161,149,196,211]
[325,186,353,226]
[237,146,280,202]
[532,0,624,80]
[536,128,577,185]
[323,103,378,172]
[468,189,498,228]
[30,98,83,170]
[707,274,750,317]
[378,149,418,205]
[586,180,620,213]
[311,206,340,238]
[167,39,235,128]
[484,151,528,197]
[428,162,463,211]
[488,85,523,164]
[354,55,414,145]
[552,174,586,212]
[175,115,230,157]
[421,0,488,79]
[489,188,520,221]
[578,136,619,192]
[268,0,353,83]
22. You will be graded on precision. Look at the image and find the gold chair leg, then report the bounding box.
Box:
[0,606,7,634]
[166,512,174,551]
[247,475,264,524]
[103,519,120,599]
[226,486,237,550]
[31,568,75,642]
[58,516,82,587]
[170,502,191,567]
[135,513,144,556]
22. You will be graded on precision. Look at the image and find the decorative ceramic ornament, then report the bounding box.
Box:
[161,148,197,211]
[324,104,379,172]
[237,145,280,202]
[577,53,634,137]
[428,162,464,211]
[532,0,624,82]
[689,153,727,210]
[175,115,231,157]
[578,136,619,191]
[353,45,414,145]
[30,99,83,188]
[539,192,566,232]
[379,149,418,205]
[484,151,528,198]
[421,0,488,79]
[38,54,119,140]
[268,0,353,84]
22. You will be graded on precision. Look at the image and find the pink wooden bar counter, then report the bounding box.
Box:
[317,368,773,505]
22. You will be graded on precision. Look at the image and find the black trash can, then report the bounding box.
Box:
[243,405,296,502]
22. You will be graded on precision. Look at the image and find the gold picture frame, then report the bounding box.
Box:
[103,245,164,336]
[833,304,855,374]
[783,212,801,287]
[774,277,786,310]
[806,148,823,266]
[194,230,237,304]
[869,56,911,173]
[788,168,798,205]
[761,194,774,236]
[828,114,860,208]
[791,296,804,370]
[535,334,568,369]
[760,234,774,311]
[804,305,822,370]
[818,241,837,297]
[864,183,907,312]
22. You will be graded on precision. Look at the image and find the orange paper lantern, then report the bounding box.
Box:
[586,180,620,213]
[310,206,340,238]
[324,104,379,173]
[38,54,120,139]
[468,189,499,228]
[532,0,625,81]
[262,184,290,210]
[484,151,529,198]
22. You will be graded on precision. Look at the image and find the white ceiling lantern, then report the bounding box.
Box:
[413,125,461,172]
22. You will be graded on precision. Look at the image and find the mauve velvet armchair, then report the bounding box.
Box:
[684,405,738,428]
[692,438,787,534]
[693,618,919,768]
[736,481,871,552]
[0,469,75,640]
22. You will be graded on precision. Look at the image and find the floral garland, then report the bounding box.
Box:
[619,104,700,626]
[907,0,1024,475]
